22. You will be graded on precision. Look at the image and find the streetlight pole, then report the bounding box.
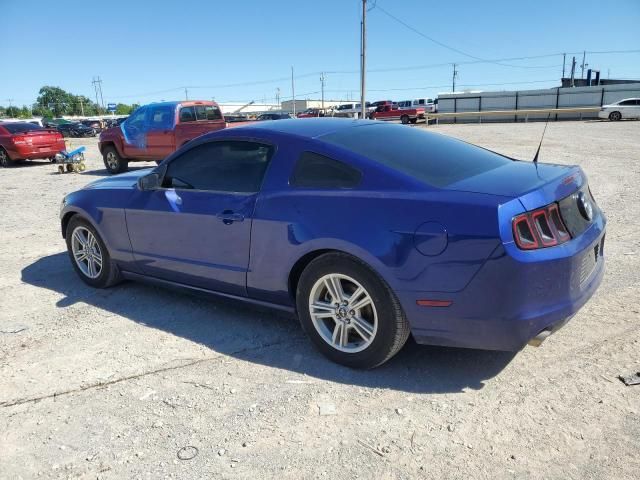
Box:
[452,64,458,92]
[360,0,367,120]
[291,66,296,116]
[320,72,325,110]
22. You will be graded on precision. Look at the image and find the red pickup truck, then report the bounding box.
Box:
[370,104,426,124]
[98,100,226,173]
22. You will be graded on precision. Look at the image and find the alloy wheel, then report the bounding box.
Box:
[308,273,378,353]
[71,226,103,279]
[106,151,119,170]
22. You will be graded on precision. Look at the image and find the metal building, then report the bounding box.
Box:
[436,82,640,122]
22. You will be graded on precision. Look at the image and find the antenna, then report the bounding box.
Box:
[532,113,552,163]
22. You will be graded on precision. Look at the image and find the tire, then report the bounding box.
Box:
[103,145,128,174]
[608,111,622,121]
[0,148,12,168]
[65,216,121,288]
[296,252,410,369]
[400,115,410,125]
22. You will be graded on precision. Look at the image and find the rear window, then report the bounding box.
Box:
[2,123,43,133]
[322,123,511,188]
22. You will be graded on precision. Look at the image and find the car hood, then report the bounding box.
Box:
[84,168,152,190]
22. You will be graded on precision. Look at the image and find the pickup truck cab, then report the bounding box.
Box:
[98,100,225,174]
[370,104,426,124]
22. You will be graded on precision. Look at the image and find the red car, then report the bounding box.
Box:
[370,104,426,124]
[98,100,226,174]
[0,122,65,168]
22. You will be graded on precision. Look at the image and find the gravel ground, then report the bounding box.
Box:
[1,120,638,480]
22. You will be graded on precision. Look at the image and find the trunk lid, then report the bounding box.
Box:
[16,129,62,146]
[446,160,585,211]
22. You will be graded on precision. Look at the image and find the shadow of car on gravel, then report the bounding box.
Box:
[22,252,516,394]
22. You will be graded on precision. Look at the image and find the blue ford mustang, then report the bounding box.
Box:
[60,119,606,368]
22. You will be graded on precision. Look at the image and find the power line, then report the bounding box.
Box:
[374,4,562,69]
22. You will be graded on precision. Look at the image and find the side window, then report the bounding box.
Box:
[148,105,175,130]
[619,100,635,106]
[194,105,223,121]
[290,152,362,189]
[179,106,196,122]
[163,141,274,192]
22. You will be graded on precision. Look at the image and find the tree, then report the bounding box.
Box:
[36,86,75,117]
[115,103,134,115]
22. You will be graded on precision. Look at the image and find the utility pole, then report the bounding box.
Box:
[79,98,84,116]
[452,63,458,92]
[276,88,281,109]
[570,56,577,87]
[291,66,296,116]
[580,50,587,79]
[184,87,188,100]
[320,72,325,110]
[360,0,366,120]
[562,53,566,79]
[6,98,14,108]
[92,77,104,112]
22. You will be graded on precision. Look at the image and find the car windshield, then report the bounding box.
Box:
[3,123,43,133]
[322,123,512,188]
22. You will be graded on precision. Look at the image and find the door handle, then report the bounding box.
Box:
[217,210,245,224]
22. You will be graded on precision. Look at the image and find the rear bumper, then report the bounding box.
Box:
[7,143,65,160]
[399,219,606,351]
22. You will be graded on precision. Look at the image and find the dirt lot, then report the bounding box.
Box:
[1,120,638,480]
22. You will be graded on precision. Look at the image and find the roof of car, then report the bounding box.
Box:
[229,117,379,139]
[144,100,218,108]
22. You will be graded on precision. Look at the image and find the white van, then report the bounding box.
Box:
[398,98,436,113]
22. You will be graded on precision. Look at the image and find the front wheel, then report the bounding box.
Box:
[103,146,128,174]
[65,216,121,288]
[296,253,410,369]
[609,111,622,121]
[400,115,410,124]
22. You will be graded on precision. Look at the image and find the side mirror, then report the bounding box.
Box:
[138,172,161,191]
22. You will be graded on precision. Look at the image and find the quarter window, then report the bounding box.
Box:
[163,141,274,192]
[291,152,361,189]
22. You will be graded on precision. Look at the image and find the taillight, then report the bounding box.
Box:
[12,135,28,145]
[512,203,571,250]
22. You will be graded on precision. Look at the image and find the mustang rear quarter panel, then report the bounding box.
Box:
[246,135,509,307]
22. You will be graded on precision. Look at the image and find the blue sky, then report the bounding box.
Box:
[1,0,639,107]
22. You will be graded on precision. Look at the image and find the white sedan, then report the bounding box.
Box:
[598,98,640,121]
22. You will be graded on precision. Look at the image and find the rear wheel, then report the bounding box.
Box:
[0,148,11,168]
[609,111,622,121]
[296,252,410,369]
[401,115,410,124]
[65,216,121,288]
[103,145,128,174]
